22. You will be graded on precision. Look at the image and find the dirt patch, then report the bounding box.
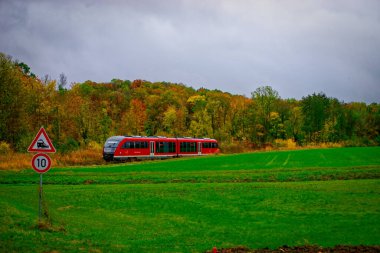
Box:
[206,245,380,253]
[83,179,95,185]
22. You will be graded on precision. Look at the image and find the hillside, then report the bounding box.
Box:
[1,52,379,155]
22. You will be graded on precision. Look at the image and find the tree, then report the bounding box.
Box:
[189,109,213,137]
[58,73,67,91]
[205,91,231,141]
[163,106,177,135]
[301,92,330,143]
[16,61,36,77]
[286,105,303,144]
[129,99,147,135]
[251,86,280,144]
[0,53,30,149]
[365,103,380,144]
[321,98,347,142]
[230,96,251,141]
[268,111,285,140]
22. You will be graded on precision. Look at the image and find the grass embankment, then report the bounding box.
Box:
[0,147,379,252]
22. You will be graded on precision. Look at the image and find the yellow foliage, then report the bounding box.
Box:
[270,111,279,120]
[187,95,205,105]
[0,141,12,154]
[318,142,343,148]
[87,141,102,150]
[274,139,297,149]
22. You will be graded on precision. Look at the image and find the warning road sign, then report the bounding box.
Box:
[28,127,56,153]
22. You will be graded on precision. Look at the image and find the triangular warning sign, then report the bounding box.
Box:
[28,127,56,153]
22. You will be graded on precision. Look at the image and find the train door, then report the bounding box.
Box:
[198,142,202,155]
[150,141,155,157]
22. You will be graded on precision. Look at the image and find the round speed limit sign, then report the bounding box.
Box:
[31,153,52,173]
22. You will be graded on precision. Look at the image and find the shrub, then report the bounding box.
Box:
[0,153,32,170]
[56,148,105,166]
[0,141,12,154]
[59,138,80,153]
[87,140,102,150]
[220,141,253,154]
[273,139,297,149]
[343,137,374,147]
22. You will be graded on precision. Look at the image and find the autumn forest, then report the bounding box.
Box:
[1,52,379,155]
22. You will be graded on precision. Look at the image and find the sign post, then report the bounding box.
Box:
[28,127,55,222]
[39,173,42,221]
[31,153,52,221]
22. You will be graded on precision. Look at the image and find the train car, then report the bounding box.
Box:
[103,136,219,162]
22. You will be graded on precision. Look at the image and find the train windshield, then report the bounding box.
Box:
[103,136,124,154]
[104,140,119,148]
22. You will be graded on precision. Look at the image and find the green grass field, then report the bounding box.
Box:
[1,147,380,252]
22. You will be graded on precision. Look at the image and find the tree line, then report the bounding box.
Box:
[1,52,379,153]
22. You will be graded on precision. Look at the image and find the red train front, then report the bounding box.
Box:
[103,136,219,162]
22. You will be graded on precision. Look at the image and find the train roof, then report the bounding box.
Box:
[105,136,125,141]
[106,136,217,141]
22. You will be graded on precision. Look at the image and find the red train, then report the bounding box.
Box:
[103,136,219,161]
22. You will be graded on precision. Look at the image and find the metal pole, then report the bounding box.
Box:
[39,173,42,222]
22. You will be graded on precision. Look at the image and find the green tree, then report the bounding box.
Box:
[205,91,231,141]
[301,92,330,143]
[366,103,380,144]
[322,98,347,142]
[285,105,303,144]
[251,86,280,144]
[0,53,29,149]
[230,96,252,141]
[189,109,213,137]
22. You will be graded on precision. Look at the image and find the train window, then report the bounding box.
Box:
[122,142,131,149]
[180,142,186,152]
[180,142,184,151]
[190,142,195,152]
[202,142,210,148]
[156,142,163,153]
[180,142,184,152]
[201,142,218,149]
[170,142,176,152]
[180,142,196,152]
[156,142,176,153]
[122,141,149,149]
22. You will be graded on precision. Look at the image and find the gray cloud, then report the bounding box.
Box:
[1,0,379,103]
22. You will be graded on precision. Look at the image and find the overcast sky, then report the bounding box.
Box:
[1,0,379,103]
